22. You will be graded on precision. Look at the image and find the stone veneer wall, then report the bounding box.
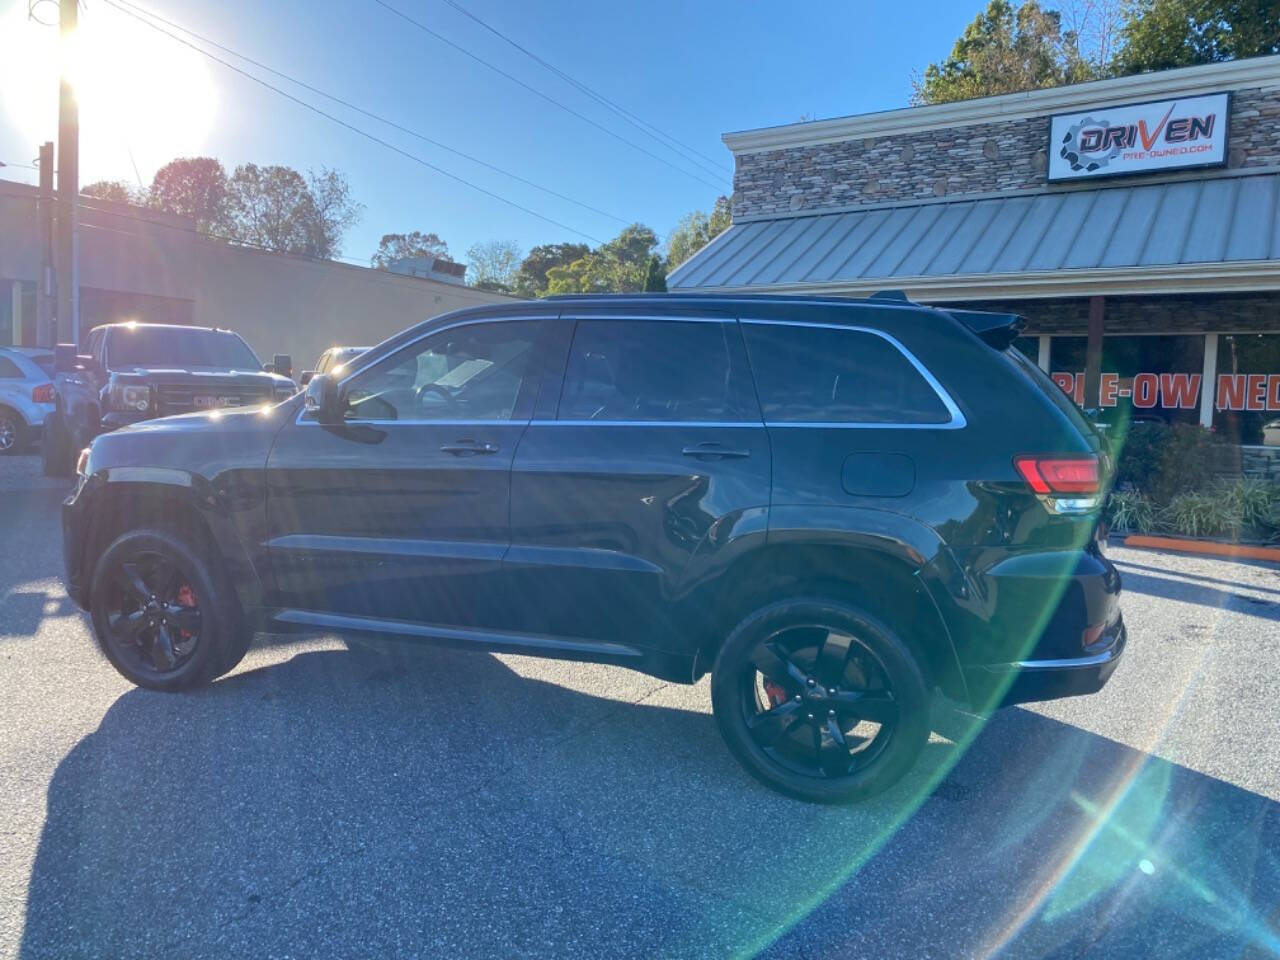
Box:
[1240,445,1280,480]
[947,292,1279,336]
[733,87,1280,219]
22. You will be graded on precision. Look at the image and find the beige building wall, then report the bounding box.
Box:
[189,241,519,373]
[0,179,520,367]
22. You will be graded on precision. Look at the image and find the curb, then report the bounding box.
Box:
[1123,535,1280,564]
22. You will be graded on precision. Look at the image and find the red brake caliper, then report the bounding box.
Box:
[175,584,197,640]
[763,680,789,708]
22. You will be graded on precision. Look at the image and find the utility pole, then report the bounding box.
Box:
[37,142,55,348]
[56,0,80,346]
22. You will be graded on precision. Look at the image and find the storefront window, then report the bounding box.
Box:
[1048,335,1205,426]
[1214,334,1280,446]
[1011,336,1039,363]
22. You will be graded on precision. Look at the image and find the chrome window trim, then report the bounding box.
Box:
[294,410,530,427]
[314,314,547,426]
[740,318,967,430]
[334,314,550,395]
[530,419,762,428]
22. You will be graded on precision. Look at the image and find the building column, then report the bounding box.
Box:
[1200,332,1218,429]
[1037,335,1051,372]
[1083,296,1105,409]
[8,281,20,347]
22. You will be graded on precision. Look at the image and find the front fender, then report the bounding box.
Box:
[67,469,268,615]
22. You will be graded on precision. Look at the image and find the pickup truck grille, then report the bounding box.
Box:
[155,383,272,415]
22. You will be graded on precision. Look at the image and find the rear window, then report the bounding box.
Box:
[107,327,262,370]
[742,323,951,424]
[1002,345,1098,440]
[30,354,54,376]
[558,319,751,422]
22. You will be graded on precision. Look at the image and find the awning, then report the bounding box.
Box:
[667,171,1280,300]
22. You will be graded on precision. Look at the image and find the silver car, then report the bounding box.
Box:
[0,347,55,454]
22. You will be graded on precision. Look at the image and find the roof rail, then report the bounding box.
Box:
[869,289,912,302]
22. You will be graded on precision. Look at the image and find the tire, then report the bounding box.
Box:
[711,597,931,804]
[89,526,251,691]
[0,407,25,455]
[41,411,72,475]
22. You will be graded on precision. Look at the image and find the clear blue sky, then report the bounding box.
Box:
[0,0,977,266]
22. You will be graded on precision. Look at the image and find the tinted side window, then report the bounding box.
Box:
[743,323,951,424]
[558,319,749,422]
[0,357,21,379]
[344,320,538,422]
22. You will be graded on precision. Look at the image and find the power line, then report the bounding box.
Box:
[371,0,729,193]
[109,0,628,226]
[436,0,730,180]
[98,0,608,244]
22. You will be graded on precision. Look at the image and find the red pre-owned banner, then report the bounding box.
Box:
[1053,371,1280,411]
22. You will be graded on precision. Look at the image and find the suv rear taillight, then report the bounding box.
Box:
[1014,455,1101,514]
[32,383,54,403]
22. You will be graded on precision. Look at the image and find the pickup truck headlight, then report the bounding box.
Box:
[110,383,153,413]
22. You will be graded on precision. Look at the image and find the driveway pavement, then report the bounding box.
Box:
[1,453,1277,958]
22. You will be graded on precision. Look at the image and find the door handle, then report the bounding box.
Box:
[681,442,750,460]
[440,440,500,456]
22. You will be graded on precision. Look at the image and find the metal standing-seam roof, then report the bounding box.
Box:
[667,172,1280,291]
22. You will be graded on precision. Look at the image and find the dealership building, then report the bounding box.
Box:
[670,56,1280,465]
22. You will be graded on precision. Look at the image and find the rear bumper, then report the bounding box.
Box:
[988,613,1126,706]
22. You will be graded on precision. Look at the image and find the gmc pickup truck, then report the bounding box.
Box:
[43,322,296,475]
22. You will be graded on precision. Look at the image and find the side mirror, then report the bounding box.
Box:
[273,354,293,380]
[299,371,315,386]
[54,343,77,373]
[303,373,343,425]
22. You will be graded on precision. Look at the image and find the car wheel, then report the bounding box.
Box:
[711,597,930,804]
[90,527,250,692]
[0,407,25,455]
[41,411,72,475]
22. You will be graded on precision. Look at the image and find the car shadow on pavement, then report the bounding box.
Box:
[0,590,79,639]
[1116,568,1280,621]
[20,644,1280,959]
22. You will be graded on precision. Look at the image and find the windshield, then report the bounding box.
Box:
[106,328,262,370]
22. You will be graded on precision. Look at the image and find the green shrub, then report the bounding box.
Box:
[1105,490,1156,534]
[1110,423,1234,504]
[1160,492,1240,539]
[1219,477,1279,531]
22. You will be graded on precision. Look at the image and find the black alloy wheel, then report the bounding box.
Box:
[101,550,204,678]
[90,527,250,691]
[712,598,930,803]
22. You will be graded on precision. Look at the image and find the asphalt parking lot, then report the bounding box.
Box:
[1,453,1278,959]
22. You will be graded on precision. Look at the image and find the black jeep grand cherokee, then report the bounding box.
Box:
[63,293,1124,803]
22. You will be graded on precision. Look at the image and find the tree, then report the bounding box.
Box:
[1113,0,1280,74]
[81,180,139,204]
[305,167,363,259]
[372,231,451,268]
[666,195,732,271]
[466,239,522,292]
[147,156,229,234]
[514,242,590,297]
[543,224,665,295]
[222,163,361,258]
[912,0,1096,105]
[224,163,314,255]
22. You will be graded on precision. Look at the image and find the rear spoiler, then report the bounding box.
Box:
[941,309,1027,350]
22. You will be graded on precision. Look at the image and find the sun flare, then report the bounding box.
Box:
[0,1,217,180]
